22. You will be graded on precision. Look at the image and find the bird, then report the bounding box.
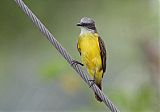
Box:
[72,17,106,102]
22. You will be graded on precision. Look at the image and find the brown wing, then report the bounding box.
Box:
[98,36,106,74]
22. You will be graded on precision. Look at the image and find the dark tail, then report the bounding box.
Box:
[95,82,102,102]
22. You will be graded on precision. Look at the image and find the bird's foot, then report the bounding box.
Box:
[88,79,95,88]
[71,60,84,66]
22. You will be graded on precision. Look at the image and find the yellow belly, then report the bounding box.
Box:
[78,33,102,82]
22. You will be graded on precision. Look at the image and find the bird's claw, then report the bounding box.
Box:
[88,79,95,88]
[71,60,84,66]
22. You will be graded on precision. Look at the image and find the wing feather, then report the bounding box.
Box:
[98,36,106,74]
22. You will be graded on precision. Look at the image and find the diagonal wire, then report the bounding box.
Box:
[14,0,120,112]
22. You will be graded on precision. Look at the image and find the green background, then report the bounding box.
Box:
[0,0,159,112]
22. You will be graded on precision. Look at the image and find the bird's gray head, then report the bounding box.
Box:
[77,17,97,34]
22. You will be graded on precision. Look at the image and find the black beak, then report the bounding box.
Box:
[76,23,82,26]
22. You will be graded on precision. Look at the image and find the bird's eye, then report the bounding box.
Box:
[81,23,92,26]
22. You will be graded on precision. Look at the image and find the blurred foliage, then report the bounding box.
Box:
[110,84,153,112]
[0,0,159,111]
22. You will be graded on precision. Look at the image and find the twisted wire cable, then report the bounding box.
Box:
[14,0,120,112]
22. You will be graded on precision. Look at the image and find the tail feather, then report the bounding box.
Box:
[95,83,102,102]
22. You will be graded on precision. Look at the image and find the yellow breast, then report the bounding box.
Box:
[78,33,102,70]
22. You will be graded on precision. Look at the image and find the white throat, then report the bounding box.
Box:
[80,27,94,35]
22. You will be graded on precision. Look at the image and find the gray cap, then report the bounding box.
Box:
[80,17,95,24]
